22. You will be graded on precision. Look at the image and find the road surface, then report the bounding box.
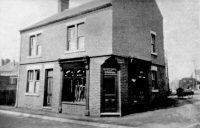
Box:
[0,113,100,128]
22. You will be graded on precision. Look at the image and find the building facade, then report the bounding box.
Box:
[17,0,168,116]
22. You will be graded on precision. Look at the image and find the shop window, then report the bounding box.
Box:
[62,68,86,103]
[26,69,40,94]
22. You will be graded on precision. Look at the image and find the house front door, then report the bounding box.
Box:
[43,69,53,107]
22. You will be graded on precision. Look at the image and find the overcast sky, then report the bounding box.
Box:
[0,0,199,82]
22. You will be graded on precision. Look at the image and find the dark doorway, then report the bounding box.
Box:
[129,59,150,105]
[101,69,118,112]
[43,69,53,107]
[101,56,120,113]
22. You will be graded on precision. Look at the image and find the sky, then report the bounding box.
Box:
[0,0,199,83]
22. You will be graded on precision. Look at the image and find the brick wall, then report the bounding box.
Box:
[89,56,108,116]
[115,57,129,115]
[62,103,86,115]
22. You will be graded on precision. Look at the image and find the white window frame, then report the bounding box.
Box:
[150,30,158,56]
[151,66,159,92]
[25,65,41,96]
[28,30,43,58]
[65,19,86,54]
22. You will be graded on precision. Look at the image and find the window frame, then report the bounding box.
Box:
[150,31,158,56]
[28,31,42,58]
[65,19,86,53]
[25,69,41,96]
[151,66,158,92]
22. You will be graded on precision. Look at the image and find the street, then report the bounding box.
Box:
[0,113,100,128]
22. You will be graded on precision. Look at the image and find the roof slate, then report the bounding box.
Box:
[20,0,112,32]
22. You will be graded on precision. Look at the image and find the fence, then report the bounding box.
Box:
[0,89,16,106]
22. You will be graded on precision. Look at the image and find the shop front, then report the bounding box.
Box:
[59,57,90,115]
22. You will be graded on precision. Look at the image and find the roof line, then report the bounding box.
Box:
[20,3,112,33]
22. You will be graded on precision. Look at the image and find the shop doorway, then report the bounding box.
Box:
[101,57,120,113]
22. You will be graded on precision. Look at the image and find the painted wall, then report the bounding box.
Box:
[17,62,61,112]
[112,0,165,66]
[20,7,112,64]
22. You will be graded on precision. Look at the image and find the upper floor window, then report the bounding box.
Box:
[66,22,85,52]
[150,31,157,55]
[29,33,42,57]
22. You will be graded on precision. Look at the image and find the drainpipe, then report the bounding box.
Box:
[85,56,90,116]
[58,60,63,113]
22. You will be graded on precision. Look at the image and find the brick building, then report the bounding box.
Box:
[17,0,168,116]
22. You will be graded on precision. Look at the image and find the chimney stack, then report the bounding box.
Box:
[58,0,69,12]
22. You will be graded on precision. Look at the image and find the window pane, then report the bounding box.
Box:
[35,70,40,80]
[35,81,40,93]
[28,70,34,81]
[28,81,34,93]
[37,34,42,44]
[151,34,156,52]
[36,45,41,56]
[67,26,75,40]
[77,36,84,50]
[77,23,85,37]
[103,77,116,94]
[70,40,77,51]
[67,26,75,51]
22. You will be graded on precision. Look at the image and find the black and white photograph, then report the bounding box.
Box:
[0,0,200,127]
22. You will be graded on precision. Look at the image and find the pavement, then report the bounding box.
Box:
[1,94,200,128]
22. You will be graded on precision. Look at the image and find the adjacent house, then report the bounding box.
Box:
[0,61,18,105]
[17,0,168,116]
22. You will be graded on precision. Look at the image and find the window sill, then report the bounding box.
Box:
[152,89,159,93]
[64,50,85,54]
[25,93,40,97]
[27,56,41,59]
[151,52,158,56]
[62,101,86,106]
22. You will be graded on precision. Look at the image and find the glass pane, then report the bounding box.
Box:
[75,69,86,77]
[29,81,34,93]
[28,70,34,81]
[35,70,40,80]
[35,81,40,93]
[77,23,85,37]
[77,36,84,50]
[37,34,42,44]
[74,78,86,102]
[36,45,41,56]
[103,77,116,94]
[64,69,74,77]
[70,40,76,51]
[67,26,75,40]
